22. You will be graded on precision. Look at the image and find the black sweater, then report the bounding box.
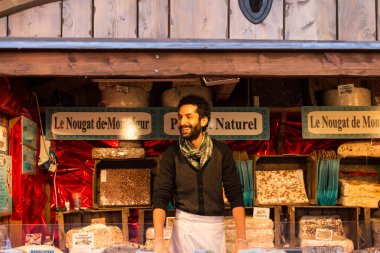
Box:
[153,139,244,216]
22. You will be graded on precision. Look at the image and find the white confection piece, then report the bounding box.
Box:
[225,228,236,241]
[15,245,63,253]
[300,237,354,253]
[145,227,172,240]
[66,224,123,249]
[247,218,274,230]
[339,179,380,197]
[70,249,103,253]
[145,239,170,250]
[338,141,380,157]
[226,241,235,253]
[340,196,380,208]
[299,216,345,239]
[248,241,275,249]
[239,248,286,253]
[247,229,274,242]
[255,170,309,205]
[92,148,146,159]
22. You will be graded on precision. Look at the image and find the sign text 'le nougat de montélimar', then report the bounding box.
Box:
[303,107,380,138]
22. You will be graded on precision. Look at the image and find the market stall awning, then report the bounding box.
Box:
[1,38,380,77]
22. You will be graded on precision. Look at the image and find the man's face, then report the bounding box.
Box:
[178,104,203,140]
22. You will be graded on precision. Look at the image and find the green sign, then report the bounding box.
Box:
[46,107,270,140]
[302,106,380,139]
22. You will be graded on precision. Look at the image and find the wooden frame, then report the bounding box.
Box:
[2,50,380,77]
[0,39,380,77]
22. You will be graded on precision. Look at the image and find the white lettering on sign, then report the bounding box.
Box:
[164,112,263,136]
[51,112,151,139]
[307,111,380,135]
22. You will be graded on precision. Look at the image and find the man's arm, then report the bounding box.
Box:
[153,208,166,239]
[232,206,246,240]
[233,206,248,252]
[153,208,169,253]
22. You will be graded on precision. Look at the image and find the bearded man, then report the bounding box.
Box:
[152,94,247,253]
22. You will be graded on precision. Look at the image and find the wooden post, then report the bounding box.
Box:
[362,208,372,248]
[56,212,65,250]
[274,206,282,248]
[288,206,296,248]
[9,219,22,247]
[138,209,145,245]
[122,208,129,242]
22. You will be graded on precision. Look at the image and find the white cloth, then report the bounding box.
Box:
[170,209,226,253]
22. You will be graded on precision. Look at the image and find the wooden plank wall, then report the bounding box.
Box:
[1,0,379,40]
[285,0,336,40]
[338,0,376,41]
[230,0,283,39]
[8,2,60,37]
[139,0,168,38]
[62,0,92,38]
[170,0,228,39]
[93,0,137,38]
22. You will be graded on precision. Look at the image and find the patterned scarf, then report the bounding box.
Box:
[179,132,213,170]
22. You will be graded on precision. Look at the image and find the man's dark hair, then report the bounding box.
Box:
[178,94,211,132]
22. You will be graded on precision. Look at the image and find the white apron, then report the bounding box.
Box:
[170,209,226,253]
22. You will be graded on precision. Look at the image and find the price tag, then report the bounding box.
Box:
[253,207,270,219]
[315,228,333,240]
[72,232,95,249]
[166,216,175,229]
[338,84,354,96]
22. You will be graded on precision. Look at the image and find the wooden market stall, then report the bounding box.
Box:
[0,0,379,251]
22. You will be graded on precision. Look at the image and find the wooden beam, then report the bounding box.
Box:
[1,51,380,77]
[0,0,59,18]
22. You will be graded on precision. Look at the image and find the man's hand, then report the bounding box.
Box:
[153,237,170,253]
[233,238,248,253]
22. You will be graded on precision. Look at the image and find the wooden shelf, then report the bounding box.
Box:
[57,208,129,250]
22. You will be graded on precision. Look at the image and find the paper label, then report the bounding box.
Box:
[253,207,270,219]
[315,228,333,240]
[100,170,107,182]
[166,217,175,229]
[338,84,354,96]
[0,126,7,153]
[25,233,42,245]
[72,232,95,249]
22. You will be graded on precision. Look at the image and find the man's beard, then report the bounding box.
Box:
[179,123,202,141]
